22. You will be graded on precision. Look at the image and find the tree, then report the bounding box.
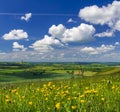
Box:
[67,70,74,78]
[79,65,85,77]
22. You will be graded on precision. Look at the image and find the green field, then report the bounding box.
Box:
[0,62,120,111]
[0,62,119,83]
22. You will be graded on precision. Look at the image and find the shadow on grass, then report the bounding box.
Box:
[0,71,66,82]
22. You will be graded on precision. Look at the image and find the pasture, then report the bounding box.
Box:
[0,62,120,111]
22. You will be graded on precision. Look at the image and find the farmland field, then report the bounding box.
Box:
[0,62,120,111]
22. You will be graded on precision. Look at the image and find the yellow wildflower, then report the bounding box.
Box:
[65,90,69,94]
[5,99,10,102]
[71,106,77,110]
[67,97,71,100]
[112,86,115,89]
[5,95,9,99]
[12,89,17,93]
[22,96,25,99]
[43,84,47,88]
[45,97,48,101]
[15,92,18,95]
[29,101,33,105]
[101,98,105,101]
[52,85,55,88]
[85,87,89,90]
[80,94,85,98]
[80,100,85,103]
[13,100,16,103]
[48,107,50,110]
[73,97,77,100]
[36,88,40,92]
[55,102,60,109]
[48,82,52,86]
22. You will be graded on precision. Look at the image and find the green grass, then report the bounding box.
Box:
[0,64,120,83]
[97,67,120,75]
[0,74,119,112]
[0,63,120,111]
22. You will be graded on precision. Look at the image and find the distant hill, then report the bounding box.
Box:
[97,67,120,76]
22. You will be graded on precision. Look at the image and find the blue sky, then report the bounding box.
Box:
[0,0,120,62]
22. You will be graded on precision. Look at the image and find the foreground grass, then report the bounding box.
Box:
[0,75,119,112]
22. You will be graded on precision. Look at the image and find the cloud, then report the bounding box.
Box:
[30,35,63,52]
[114,20,120,31]
[79,1,120,37]
[21,13,32,21]
[48,24,66,38]
[96,44,115,53]
[81,47,95,53]
[49,23,95,43]
[13,42,24,49]
[13,42,27,51]
[30,23,95,52]
[0,44,119,62]
[61,23,95,43]
[67,18,77,23]
[81,44,115,54]
[95,30,114,37]
[115,42,120,46]
[2,29,28,40]
[79,1,120,27]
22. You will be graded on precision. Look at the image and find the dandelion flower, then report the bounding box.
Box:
[55,102,60,110]
[71,106,77,110]
[112,86,115,89]
[6,99,9,102]
[5,95,9,99]
[101,98,105,101]
[80,100,85,103]
[22,96,25,99]
[29,101,33,105]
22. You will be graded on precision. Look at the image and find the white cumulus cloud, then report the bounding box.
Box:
[62,23,95,43]
[29,23,95,52]
[2,29,28,40]
[48,23,95,43]
[81,44,115,54]
[115,42,120,46]
[13,42,27,51]
[114,20,120,31]
[81,47,95,53]
[49,24,66,38]
[21,13,32,21]
[95,30,114,37]
[67,18,77,23]
[79,1,120,26]
[30,23,96,52]
[30,35,63,52]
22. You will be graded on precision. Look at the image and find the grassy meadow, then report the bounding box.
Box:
[0,62,120,111]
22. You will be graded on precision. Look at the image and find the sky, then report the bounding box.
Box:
[0,0,120,62]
